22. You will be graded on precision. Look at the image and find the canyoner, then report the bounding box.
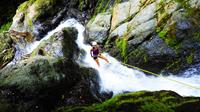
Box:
[90,41,109,67]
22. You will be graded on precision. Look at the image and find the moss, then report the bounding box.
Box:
[165,59,182,71]
[115,38,127,62]
[56,91,200,112]
[174,0,193,16]
[27,16,34,30]
[91,0,112,21]
[140,101,174,112]
[186,52,194,64]
[158,30,168,39]
[33,0,56,19]
[126,48,149,65]
[17,1,29,12]
[0,22,12,33]
[193,32,200,42]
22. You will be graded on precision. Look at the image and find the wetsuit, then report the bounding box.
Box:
[91,48,100,60]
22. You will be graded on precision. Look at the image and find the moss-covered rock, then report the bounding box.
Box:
[56,90,200,112]
[0,27,102,112]
[0,32,15,69]
[31,27,78,59]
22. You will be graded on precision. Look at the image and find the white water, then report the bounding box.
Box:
[28,19,200,97]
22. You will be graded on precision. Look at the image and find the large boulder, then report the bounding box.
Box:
[0,32,15,69]
[0,27,102,112]
[86,12,112,44]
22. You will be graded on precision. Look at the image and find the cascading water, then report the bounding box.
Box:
[22,19,200,97]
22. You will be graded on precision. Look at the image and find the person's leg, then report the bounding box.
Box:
[93,57,100,66]
[98,54,109,63]
[94,58,100,67]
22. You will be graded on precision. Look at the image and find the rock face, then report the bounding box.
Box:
[0,27,102,112]
[0,32,15,69]
[86,12,112,44]
[87,0,200,73]
[56,90,200,112]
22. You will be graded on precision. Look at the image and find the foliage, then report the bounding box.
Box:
[0,22,11,33]
[115,38,127,62]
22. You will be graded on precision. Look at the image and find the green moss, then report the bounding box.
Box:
[165,59,182,71]
[0,22,11,33]
[140,101,174,112]
[56,91,200,112]
[17,1,29,12]
[174,0,193,16]
[92,0,112,20]
[158,30,167,39]
[26,16,34,29]
[193,32,200,42]
[126,48,149,65]
[115,38,127,62]
[186,52,194,64]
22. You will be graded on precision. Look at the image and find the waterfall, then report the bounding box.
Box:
[23,19,200,97]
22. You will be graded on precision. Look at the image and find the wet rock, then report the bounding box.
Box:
[31,27,79,60]
[103,0,200,73]
[0,27,103,112]
[86,12,111,44]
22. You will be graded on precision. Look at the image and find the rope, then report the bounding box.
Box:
[121,63,200,91]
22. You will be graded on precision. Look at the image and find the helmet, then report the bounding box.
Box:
[91,41,97,46]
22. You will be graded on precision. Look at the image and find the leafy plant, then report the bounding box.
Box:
[0,22,11,33]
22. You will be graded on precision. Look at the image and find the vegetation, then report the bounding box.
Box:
[0,22,11,33]
[56,91,200,112]
[115,38,127,62]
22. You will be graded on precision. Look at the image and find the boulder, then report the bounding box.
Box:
[31,27,79,60]
[86,12,112,44]
[0,27,102,112]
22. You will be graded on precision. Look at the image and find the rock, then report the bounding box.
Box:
[10,0,64,38]
[128,18,157,45]
[31,27,79,60]
[111,2,131,31]
[189,0,200,8]
[56,90,200,112]
[0,27,102,112]
[0,32,15,69]
[127,36,176,73]
[9,0,113,40]
[86,12,111,44]
[103,0,200,73]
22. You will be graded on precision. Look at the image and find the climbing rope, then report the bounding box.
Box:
[121,63,200,91]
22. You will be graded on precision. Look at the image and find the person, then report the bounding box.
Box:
[90,41,109,67]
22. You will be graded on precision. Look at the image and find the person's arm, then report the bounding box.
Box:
[90,49,93,57]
